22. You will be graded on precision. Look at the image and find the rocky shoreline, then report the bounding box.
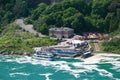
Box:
[1,50,120,57]
[83,53,120,63]
[0,50,32,56]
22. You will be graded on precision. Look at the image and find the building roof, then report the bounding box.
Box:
[71,40,85,44]
[49,27,73,31]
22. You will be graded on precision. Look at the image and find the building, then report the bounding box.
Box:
[49,27,74,38]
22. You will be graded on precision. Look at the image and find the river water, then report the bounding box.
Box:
[0,53,120,80]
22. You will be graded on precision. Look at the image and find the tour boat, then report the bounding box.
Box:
[33,51,55,60]
[33,51,60,60]
[81,51,93,58]
[52,49,78,57]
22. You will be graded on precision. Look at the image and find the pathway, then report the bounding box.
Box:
[94,43,101,52]
[16,19,45,37]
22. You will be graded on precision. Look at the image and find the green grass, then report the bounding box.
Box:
[89,42,95,49]
[0,23,57,54]
[102,27,120,54]
[102,38,120,54]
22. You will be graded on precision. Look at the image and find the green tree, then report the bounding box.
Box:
[92,0,112,18]
[109,17,119,32]
[70,0,91,15]
[63,7,79,18]
[71,13,85,33]
[31,3,47,20]
[105,13,114,32]
[13,0,28,17]
[108,0,120,12]
[2,11,14,23]
[62,7,79,27]
[84,16,96,32]
[38,23,49,35]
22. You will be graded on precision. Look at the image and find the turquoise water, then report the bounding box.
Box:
[0,54,120,80]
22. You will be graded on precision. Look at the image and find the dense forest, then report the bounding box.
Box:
[25,0,120,35]
[0,0,120,54]
[0,0,61,32]
[0,0,120,34]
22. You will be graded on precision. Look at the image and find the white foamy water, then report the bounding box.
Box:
[9,72,30,77]
[0,53,120,79]
[39,73,53,80]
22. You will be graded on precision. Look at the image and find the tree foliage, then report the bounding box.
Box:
[102,37,120,54]
[0,0,60,33]
[26,0,120,34]
[0,0,120,35]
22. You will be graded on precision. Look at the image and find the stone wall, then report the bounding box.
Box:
[49,27,74,38]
